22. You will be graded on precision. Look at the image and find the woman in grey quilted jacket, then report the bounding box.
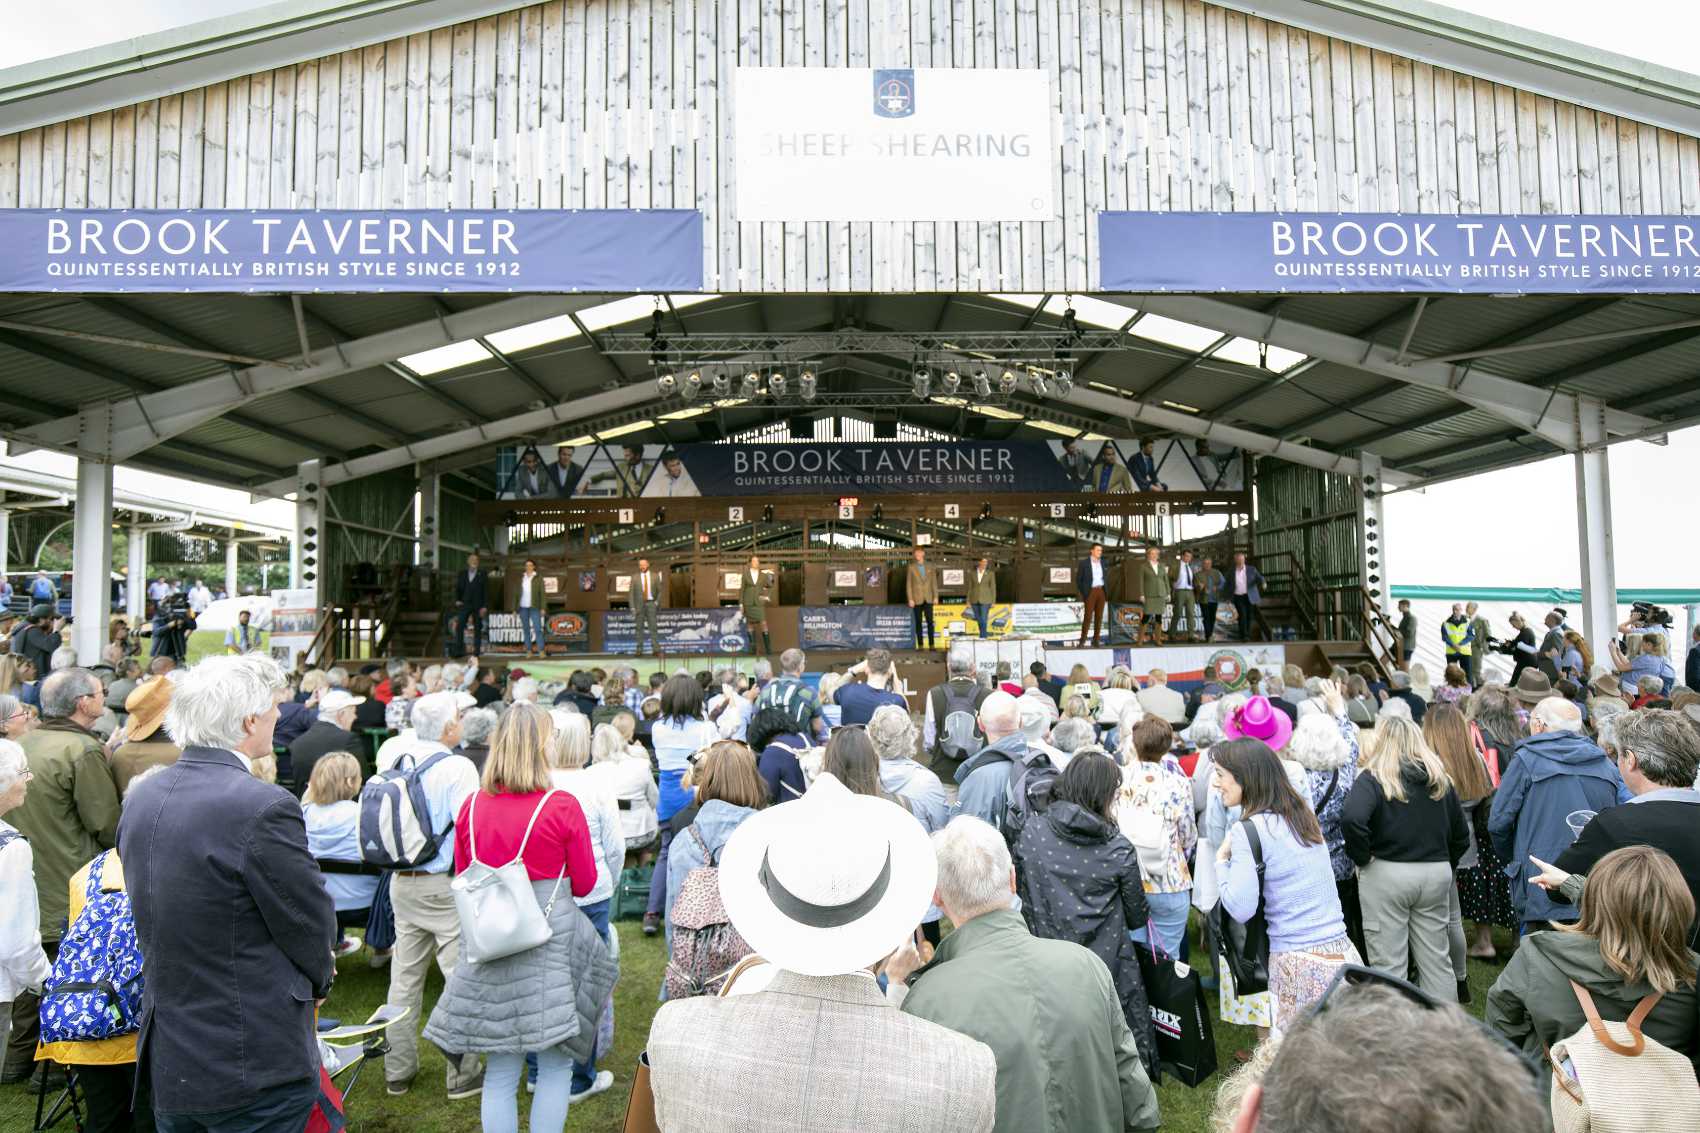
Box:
[423,703,620,1133]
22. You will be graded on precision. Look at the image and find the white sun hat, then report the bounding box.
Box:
[716,773,936,977]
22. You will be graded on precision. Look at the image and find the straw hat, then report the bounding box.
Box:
[124,678,173,742]
[716,773,936,977]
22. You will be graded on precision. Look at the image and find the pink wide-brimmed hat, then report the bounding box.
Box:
[1221,695,1294,753]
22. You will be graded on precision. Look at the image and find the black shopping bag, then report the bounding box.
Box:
[1138,940,1218,1087]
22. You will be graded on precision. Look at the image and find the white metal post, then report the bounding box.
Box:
[126,527,146,622]
[293,459,323,611]
[417,464,440,572]
[71,406,115,665]
[225,537,239,596]
[1574,401,1617,651]
[1357,452,1389,609]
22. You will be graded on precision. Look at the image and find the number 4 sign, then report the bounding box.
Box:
[943,503,960,519]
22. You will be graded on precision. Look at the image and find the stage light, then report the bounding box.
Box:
[979,502,993,521]
[711,370,732,397]
[972,371,991,399]
[769,371,788,397]
[656,371,677,396]
[740,370,760,398]
[799,370,817,401]
[682,370,703,400]
[998,369,1018,395]
[1026,370,1051,397]
[872,503,884,521]
[653,507,666,525]
[1053,370,1073,397]
[762,504,775,522]
[913,369,931,399]
[942,370,962,395]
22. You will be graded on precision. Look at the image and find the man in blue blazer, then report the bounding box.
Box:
[1130,439,1167,492]
[1229,551,1271,642]
[119,654,338,1133]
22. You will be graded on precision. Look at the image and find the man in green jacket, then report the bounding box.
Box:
[6,666,121,1074]
[893,816,1160,1133]
[965,556,998,639]
[1136,546,1170,646]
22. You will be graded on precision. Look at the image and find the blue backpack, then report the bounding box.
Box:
[358,750,453,870]
[40,852,144,1043]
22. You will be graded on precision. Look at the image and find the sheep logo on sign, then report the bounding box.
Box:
[874,69,915,118]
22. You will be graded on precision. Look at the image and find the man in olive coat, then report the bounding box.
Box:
[740,554,771,656]
[965,556,998,639]
[1136,546,1170,646]
[906,547,940,650]
[894,817,1160,1133]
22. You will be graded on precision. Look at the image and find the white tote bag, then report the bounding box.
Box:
[452,789,569,964]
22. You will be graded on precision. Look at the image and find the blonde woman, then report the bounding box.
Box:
[1064,663,1102,716]
[587,723,659,854]
[1489,845,1700,1072]
[1340,716,1469,1002]
[547,709,626,1102]
[423,702,611,1133]
[1097,667,1140,729]
[816,671,845,730]
[296,668,328,704]
[300,752,379,956]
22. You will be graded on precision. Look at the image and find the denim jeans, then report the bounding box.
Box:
[518,606,545,652]
[1130,888,1192,962]
[486,1050,572,1133]
[970,603,990,637]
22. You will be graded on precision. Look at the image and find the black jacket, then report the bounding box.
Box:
[1341,765,1469,868]
[288,720,355,796]
[1687,645,1700,693]
[1555,794,1700,946]
[118,746,337,1115]
[1075,557,1108,599]
[454,568,488,610]
[1013,800,1157,1080]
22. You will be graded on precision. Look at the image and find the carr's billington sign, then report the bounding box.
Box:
[734,67,1055,222]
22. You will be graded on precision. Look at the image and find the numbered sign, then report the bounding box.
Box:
[1049,503,1067,518]
[838,505,856,519]
[943,503,961,519]
[728,506,745,522]
[1154,501,1171,516]
[616,508,635,524]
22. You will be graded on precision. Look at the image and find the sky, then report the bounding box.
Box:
[1,0,1696,591]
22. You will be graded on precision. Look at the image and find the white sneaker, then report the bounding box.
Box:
[569,1070,614,1102]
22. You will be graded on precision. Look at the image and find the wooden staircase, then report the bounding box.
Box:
[1258,550,1403,682]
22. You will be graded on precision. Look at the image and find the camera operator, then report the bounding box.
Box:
[148,595,197,665]
[1619,601,1675,644]
[10,603,62,676]
[1492,611,1541,687]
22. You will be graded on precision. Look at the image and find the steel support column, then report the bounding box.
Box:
[1574,402,1617,651]
[0,495,9,574]
[225,538,240,597]
[127,527,147,622]
[71,406,115,664]
[418,465,441,571]
[293,460,324,612]
[1357,452,1389,609]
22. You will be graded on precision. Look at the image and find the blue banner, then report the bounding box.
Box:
[1099,211,1700,293]
[675,442,1076,496]
[0,209,703,293]
[603,607,749,654]
[799,606,917,651]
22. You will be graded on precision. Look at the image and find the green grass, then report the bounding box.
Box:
[1,917,1519,1133]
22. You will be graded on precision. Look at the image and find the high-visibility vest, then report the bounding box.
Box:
[1442,619,1473,656]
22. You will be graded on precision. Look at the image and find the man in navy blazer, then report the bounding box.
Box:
[119,654,337,1133]
[451,551,490,655]
[1228,551,1271,642]
[1130,438,1167,492]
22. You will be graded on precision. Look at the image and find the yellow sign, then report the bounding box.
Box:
[933,602,1015,647]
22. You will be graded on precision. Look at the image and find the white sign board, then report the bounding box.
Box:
[734,67,1056,221]
[833,570,858,588]
[728,506,745,522]
[1048,567,1073,585]
[724,572,743,590]
[942,569,965,586]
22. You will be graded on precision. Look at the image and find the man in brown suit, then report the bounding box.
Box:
[906,547,940,649]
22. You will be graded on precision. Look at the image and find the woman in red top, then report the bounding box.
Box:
[424,702,614,1133]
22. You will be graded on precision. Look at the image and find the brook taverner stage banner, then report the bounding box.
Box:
[0,209,704,293]
[1099,212,1700,294]
[679,442,1076,495]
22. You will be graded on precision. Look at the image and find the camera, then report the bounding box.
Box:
[1630,601,1674,628]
